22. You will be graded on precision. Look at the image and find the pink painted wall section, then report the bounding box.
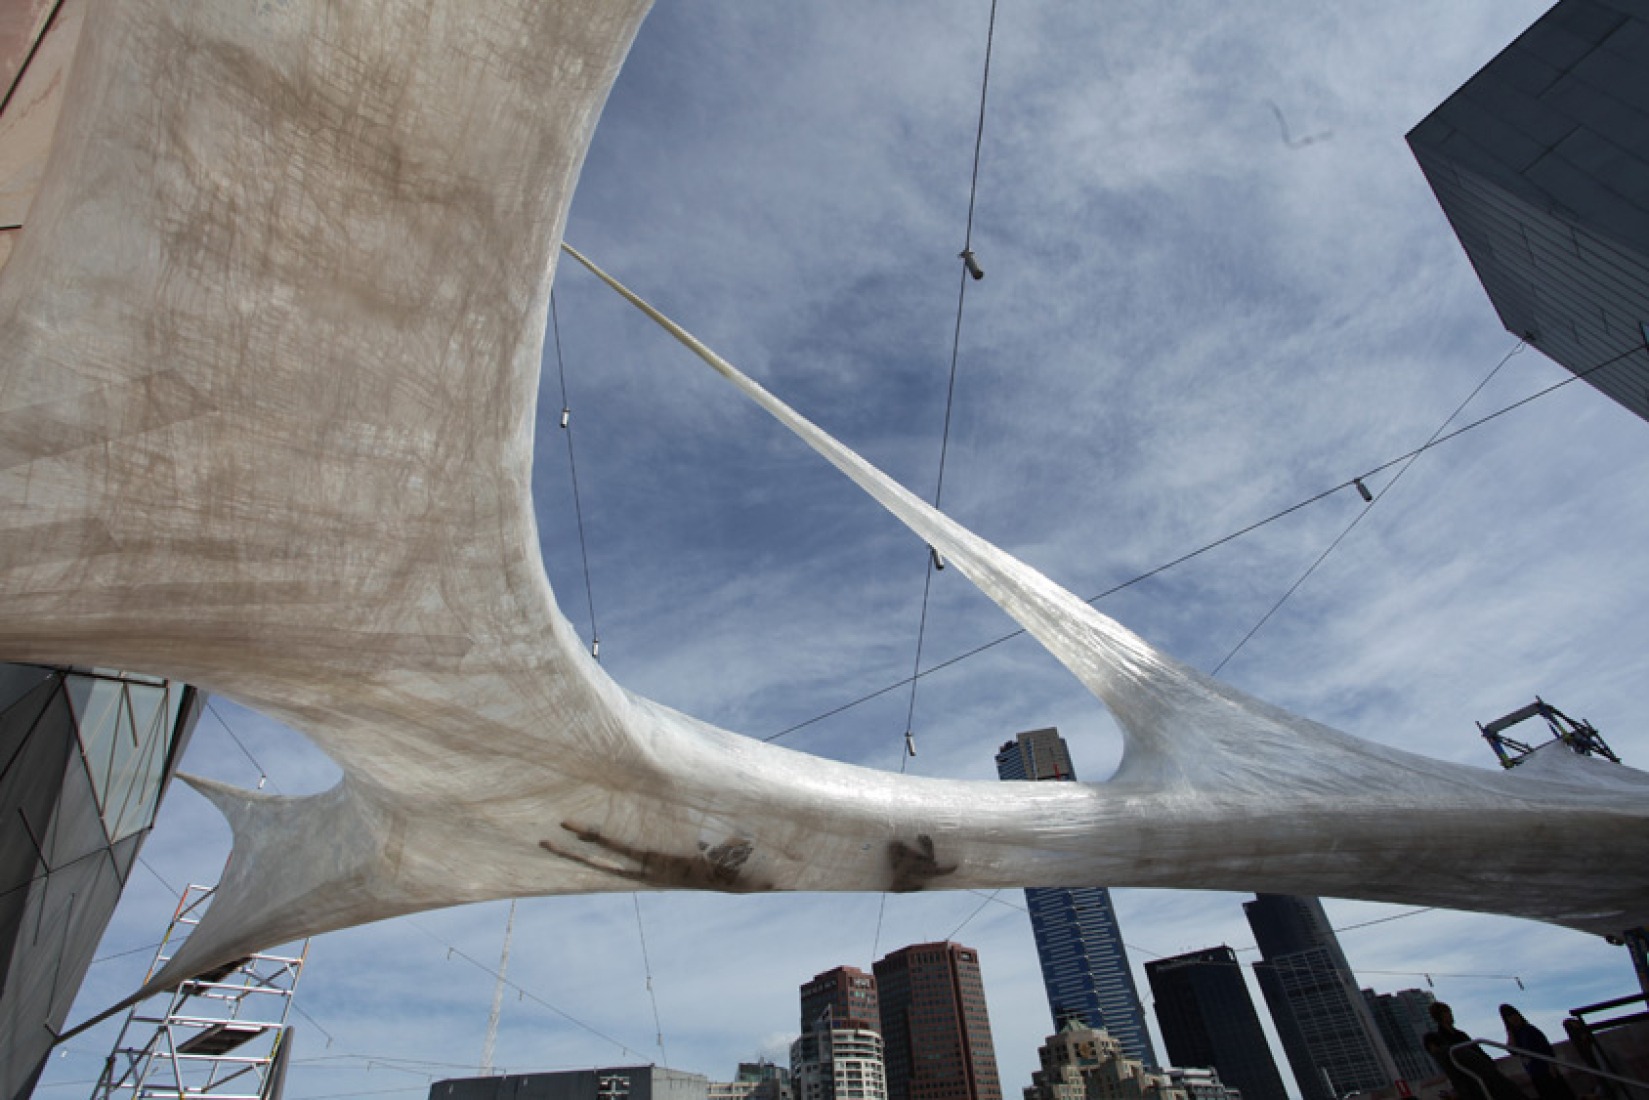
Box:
[0,0,82,274]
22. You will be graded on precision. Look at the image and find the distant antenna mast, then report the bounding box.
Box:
[1477,697,1620,769]
[480,899,517,1075]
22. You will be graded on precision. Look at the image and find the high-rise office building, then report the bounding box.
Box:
[1146,946,1289,1100]
[873,942,1002,1100]
[1408,0,1649,423]
[995,728,1157,1066]
[1361,988,1437,1088]
[1,664,202,1100]
[793,967,888,1100]
[1243,895,1398,1100]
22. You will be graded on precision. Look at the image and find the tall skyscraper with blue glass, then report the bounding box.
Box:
[994,728,1157,1067]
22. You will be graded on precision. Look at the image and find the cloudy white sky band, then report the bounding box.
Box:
[36,1,1649,1097]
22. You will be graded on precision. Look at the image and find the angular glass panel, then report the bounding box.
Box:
[109,718,167,842]
[67,676,125,814]
[127,685,165,754]
[0,664,53,714]
[0,675,59,779]
[102,689,143,834]
[65,674,120,733]
[109,831,144,884]
[106,684,171,842]
[163,684,185,745]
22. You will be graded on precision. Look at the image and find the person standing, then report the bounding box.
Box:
[1501,1005,1577,1100]
[1425,1001,1529,1100]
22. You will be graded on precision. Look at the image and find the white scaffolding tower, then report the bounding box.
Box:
[92,885,308,1100]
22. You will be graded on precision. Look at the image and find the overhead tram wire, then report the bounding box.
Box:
[762,338,1635,744]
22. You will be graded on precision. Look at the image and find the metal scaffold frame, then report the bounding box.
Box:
[92,885,307,1100]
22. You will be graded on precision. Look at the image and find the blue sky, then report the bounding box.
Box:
[35,1,1649,1097]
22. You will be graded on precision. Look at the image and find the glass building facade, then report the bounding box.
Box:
[0,664,201,1100]
[1244,895,1397,1100]
[873,942,1002,1100]
[995,729,1157,1067]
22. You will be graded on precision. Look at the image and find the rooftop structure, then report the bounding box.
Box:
[803,966,882,1032]
[1022,1020,1184,1100]
[431,1067,710,1100]
[712,1061,791,1100]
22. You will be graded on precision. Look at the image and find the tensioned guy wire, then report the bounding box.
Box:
[632,894,670,1067]
[207,699,273,791]
[554,292,665,1055]
[899,0,1000,774]
[551,290,603,659]
[1213,339,1525,674]
[875,0,1002,963]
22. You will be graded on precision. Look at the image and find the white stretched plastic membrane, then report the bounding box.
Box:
[1,2,1646,1010]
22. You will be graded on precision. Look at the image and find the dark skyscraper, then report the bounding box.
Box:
[995,728,1157,1066]
[1146,946,1290,1100]
[873,942,1002,1100]
[1362,988,1437,1088]
[1244,895,1398,1100]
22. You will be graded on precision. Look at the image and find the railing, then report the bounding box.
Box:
[1448,1037,1649,1100]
